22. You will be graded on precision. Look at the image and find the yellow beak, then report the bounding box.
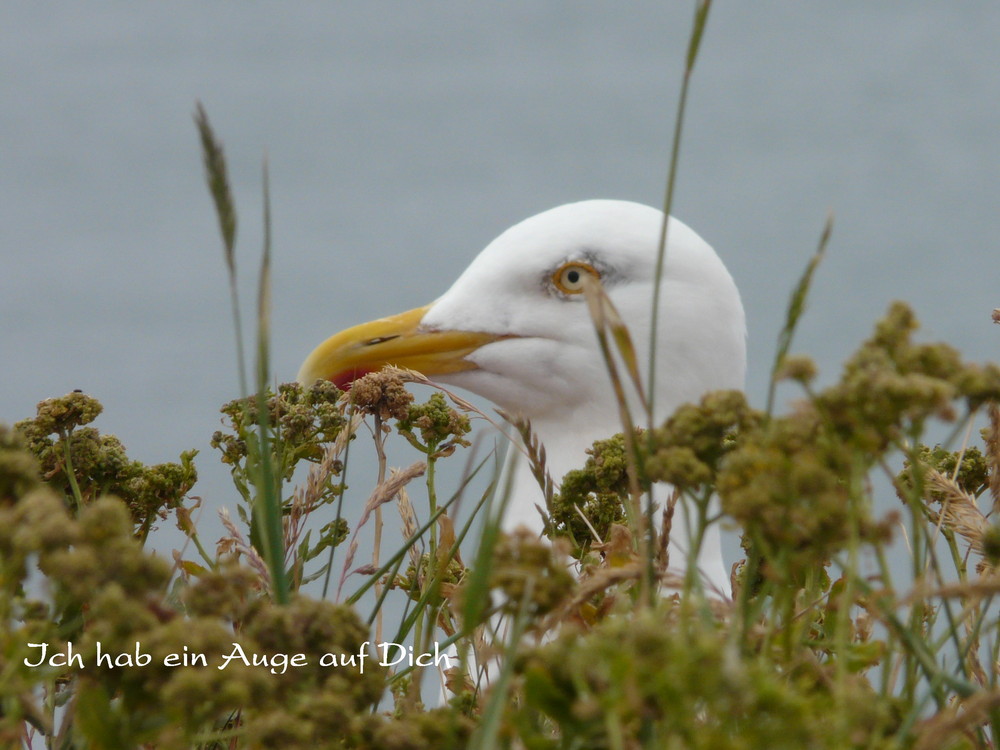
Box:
[297,304,504,390]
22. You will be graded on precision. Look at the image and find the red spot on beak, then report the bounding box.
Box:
[331,368,371,391]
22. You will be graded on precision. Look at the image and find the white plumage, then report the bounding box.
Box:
[299,199,746,594]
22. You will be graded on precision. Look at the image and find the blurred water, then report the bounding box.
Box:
[2,2,998,567]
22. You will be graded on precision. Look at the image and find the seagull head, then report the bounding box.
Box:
[298,199,745,430]
[299,199,745,593]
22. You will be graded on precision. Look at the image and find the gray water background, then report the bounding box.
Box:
[3,3,998,568]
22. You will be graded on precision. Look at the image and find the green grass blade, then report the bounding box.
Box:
[193,102,237,265]
[647,0,714,431]
[252,157,290,604]
[461,455,515,641]
[194,102,247,399]
[468,579,534,750]
[765,212,832,415]
[386,465,497,641]
[686,0,713,70]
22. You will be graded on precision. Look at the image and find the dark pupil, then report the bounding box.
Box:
[567,269,580,284]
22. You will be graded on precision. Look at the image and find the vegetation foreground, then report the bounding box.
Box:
[4,291,1000,748]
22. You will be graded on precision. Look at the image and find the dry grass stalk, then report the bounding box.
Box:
[579,272,648,415]
[573,503,604,545]
[658,488,679,572]
[396,487,422,571]
[913,688,1000,750]
[336,460,427,600]
[543,563,688,632]
[985,402,1000,515]
[217,507,271,587]
[498,411,555,513]
[388,365,514,435]
[925,469,990,556]
[284,412,363,564]
[391,365,533,470]
[901,576,1000,606]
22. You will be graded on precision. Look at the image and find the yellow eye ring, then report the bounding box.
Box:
[552,261,600,294]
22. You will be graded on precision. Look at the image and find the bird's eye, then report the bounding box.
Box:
[552,261,600,294]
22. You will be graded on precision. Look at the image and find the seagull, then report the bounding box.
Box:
[298,199,746,595]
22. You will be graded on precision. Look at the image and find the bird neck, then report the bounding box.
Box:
[498,408,732,598]
[497,405,624,534]
[519,405,625,481]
